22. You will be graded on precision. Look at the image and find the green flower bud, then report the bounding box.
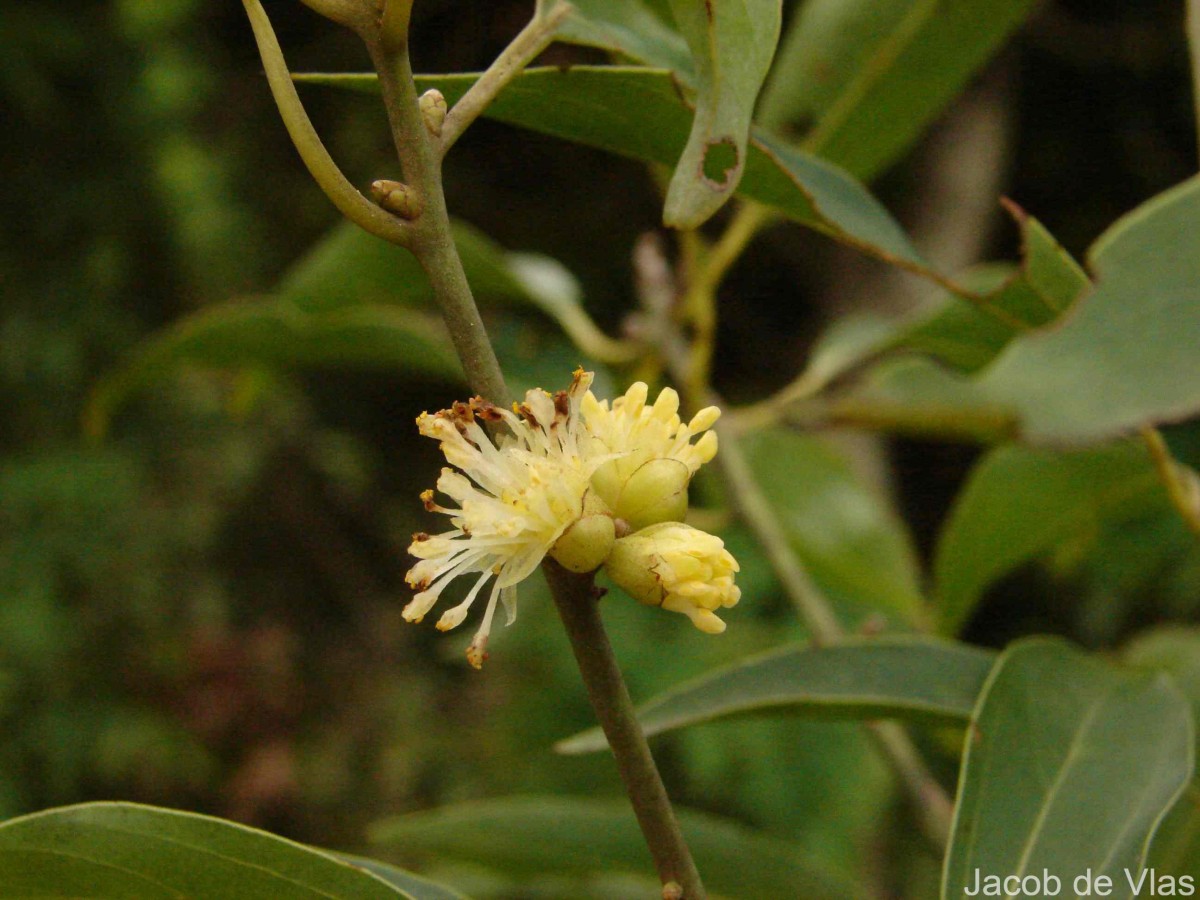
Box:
[611,457,689,532]
[419,89,448,137]
[548,490,616,574]
[604,522,740,634]
[370,179,422,219]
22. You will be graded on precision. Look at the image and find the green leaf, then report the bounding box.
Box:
[333,853,471,900]
[300,67,925,269]
[1124,628,1200,884]
[556,635,996,754]
[370,796,858,899]
[757,0,1038,180]
[943,638,1193,899]
[85,300,459,437]
[661,0,782,227]
[558,0,693,78]
[0,802,422,898]
[934,440,1166,634]
[893,207,1089,372]
[980,175,1200,443]
[743,426,928,626]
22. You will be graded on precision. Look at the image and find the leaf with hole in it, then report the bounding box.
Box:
[980,174,1200,443]
[299,67,924,269]
[556,636,995,755]
[933,440,1167,635]
[743,426,927,627]
[84,300,458,437]
[370,795,857,898]
[660,0,782,227]
[757,0,1037,180]
[0,802,440,898]
[942,639,1193,899]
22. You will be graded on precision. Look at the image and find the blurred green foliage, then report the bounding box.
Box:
[2,0,1199,896]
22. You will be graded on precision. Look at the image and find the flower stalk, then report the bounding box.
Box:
[545,561,707,899]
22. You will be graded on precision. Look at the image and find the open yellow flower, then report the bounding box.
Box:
[406,370,739,665]
[581,382,720,531]
[404,371,604,668]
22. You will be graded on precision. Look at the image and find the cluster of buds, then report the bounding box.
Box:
[405,370,740,667]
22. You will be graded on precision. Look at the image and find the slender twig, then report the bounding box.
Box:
[545,563,706,899]
[681,203,774,401]
[242,0,413,247]
[438,3,572,158]
[363,21,705,897]
[649,264,954,852]
[1142,426,1200,538]
[367,38,509,405]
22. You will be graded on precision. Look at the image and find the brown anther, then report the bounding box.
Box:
[553,390,570,419]
[420,489,437,511]
[475,400,503,422]
[412,532,431,543]
[517,403,539,428]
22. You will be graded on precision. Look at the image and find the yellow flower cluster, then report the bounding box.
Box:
[405,370,739,667]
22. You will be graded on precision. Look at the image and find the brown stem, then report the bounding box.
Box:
[545,562,707,899]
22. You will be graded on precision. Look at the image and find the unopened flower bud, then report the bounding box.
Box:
[604,457,689,532]
[548,490,616,574]
[604,522,740,634]
[371,179,422,219]
[419,89,448,137]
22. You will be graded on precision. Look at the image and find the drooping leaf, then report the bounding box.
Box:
[556,636,996,754]
[980,175,1200,443]
[743,426,928,626]
[300,67,925,269]
[660,0,782,227]
[942,639,1193,899]
[84,300,459,437]
[757,0,1038,180]
[0,802,427,898]
[933,440,1167,634]
[370,796,857,899]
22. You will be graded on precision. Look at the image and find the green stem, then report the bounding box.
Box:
[545,562,706,899]
[653,316,953,851]
[368,39,509,405]
[242,0,412,247]
[366,24,705,897]
[297,0,376,34]
[1142,426,1200,539]
[438,3,572,157]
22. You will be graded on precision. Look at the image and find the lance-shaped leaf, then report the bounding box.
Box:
[556,636,996,755]
[757,0,1038,180]
[370,796,858,898]
[661,0,782,227]
[300,67,925,270]
[942,639,1193,899]
[0,802,442,898]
